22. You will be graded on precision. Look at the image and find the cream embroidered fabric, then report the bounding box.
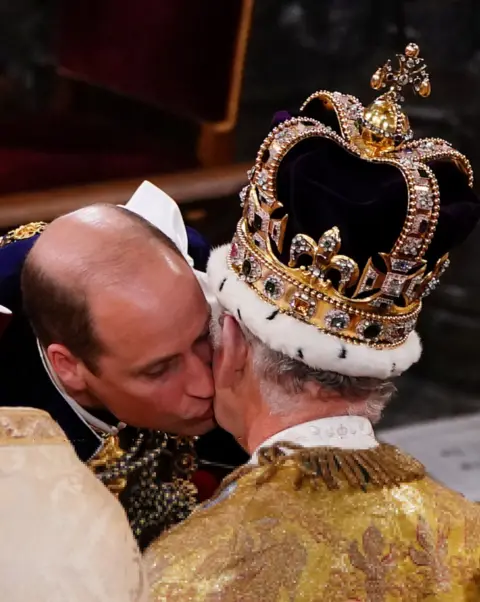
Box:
[0,408,147,602]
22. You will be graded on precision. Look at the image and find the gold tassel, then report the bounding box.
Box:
[214,443,425,499]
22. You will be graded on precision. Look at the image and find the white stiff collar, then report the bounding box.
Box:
[250,416,378,464]
[122,181,215,306]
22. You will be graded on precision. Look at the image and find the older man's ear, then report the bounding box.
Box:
[213,315,248,391]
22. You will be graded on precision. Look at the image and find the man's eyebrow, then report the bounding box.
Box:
[132,353,179,376]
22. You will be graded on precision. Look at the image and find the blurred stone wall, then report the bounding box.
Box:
[0,0,58,110]
[240,0,480,158]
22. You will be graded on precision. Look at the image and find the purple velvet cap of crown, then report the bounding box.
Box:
[270,110,293,129]
[261,107,480,273]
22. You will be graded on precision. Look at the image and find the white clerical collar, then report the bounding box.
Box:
[249,416,378,464]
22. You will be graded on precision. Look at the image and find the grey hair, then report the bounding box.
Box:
[211,310,396,422]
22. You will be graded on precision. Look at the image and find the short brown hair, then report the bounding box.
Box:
[22,205,184,373]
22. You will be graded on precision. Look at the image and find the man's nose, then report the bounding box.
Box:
[185,351,214,399]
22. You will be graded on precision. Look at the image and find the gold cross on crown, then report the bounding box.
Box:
[359,43,432,152]
[370,42,431,102]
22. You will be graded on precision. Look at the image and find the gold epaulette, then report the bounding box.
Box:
[217,442,425,495]
[0,222,47,248]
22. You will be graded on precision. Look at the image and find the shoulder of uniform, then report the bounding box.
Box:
[0,221,47,248]
[0,221,47,307]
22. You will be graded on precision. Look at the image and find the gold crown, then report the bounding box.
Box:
[229,44,473,349]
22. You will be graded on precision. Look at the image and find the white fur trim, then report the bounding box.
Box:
[207,245,422,379]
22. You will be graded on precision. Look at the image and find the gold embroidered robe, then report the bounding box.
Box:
[145,443,480,601]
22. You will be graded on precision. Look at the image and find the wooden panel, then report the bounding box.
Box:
[0,163,250,229]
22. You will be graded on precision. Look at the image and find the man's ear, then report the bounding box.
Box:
[46,344,87,392]
[214,315,248,390]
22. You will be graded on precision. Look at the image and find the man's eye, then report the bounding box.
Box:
[198,330,211,343]
[145,363,170,379]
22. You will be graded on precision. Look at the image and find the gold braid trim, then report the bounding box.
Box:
[216,443,425,496]
[0,221,47,247]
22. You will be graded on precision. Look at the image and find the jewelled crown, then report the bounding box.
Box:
[228,43,473,350]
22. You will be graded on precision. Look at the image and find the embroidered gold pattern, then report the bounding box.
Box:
[409,516,451,593]
[349,525,397,602]
[223,520,307,602]
[146,453,480,601]
[464,512,480,553]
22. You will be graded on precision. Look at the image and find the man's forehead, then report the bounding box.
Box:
[90,266,208,355]
[86,241,191,292]
[33,204,188,284]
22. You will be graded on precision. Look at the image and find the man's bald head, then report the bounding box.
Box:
[22,204,187,372]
